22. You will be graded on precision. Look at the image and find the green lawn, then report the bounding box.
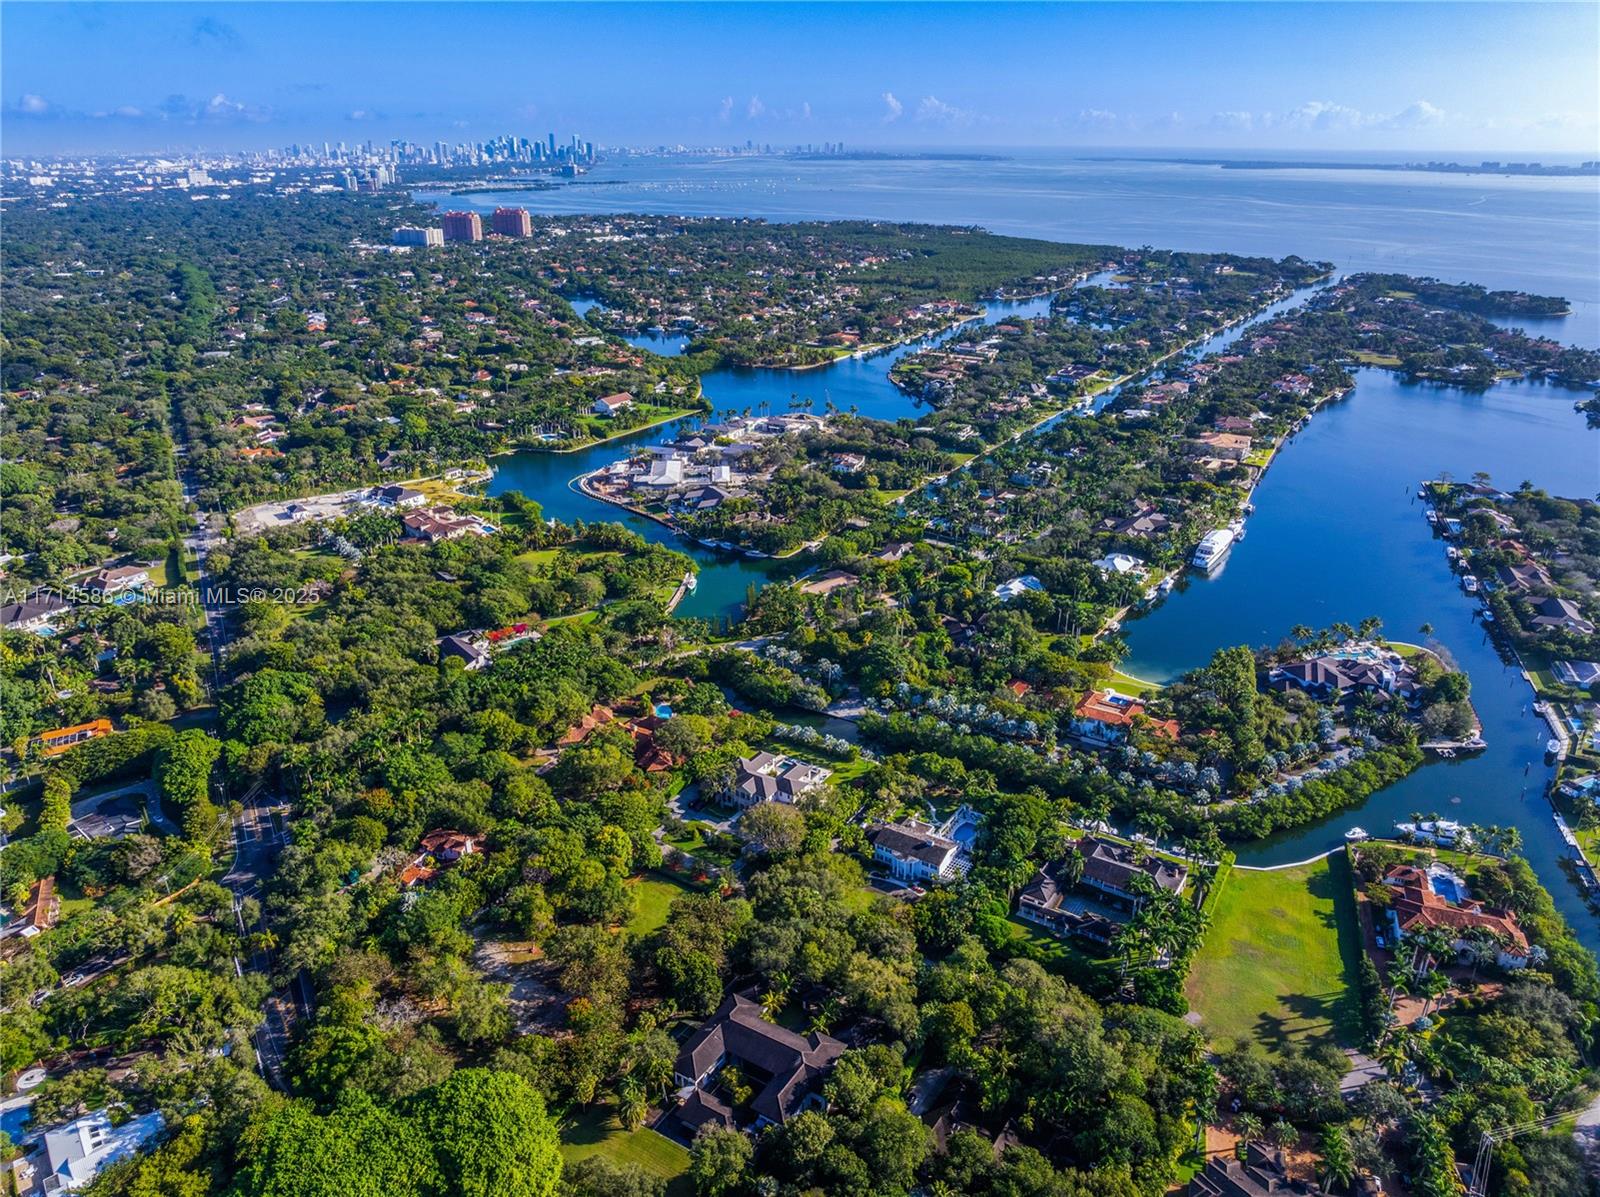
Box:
[1108,668,1162,698]
[559,1106,690,1194]
[1185,853,1364,1054]
[626,874,693,937]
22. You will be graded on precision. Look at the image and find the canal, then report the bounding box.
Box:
[489,293,1599,946]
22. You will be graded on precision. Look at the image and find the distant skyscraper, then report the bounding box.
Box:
[547,132,557,158]
[441,211,483,243]
[492,207,532,237]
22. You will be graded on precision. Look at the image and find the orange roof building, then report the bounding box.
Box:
[36,718,114,757]
[557,704,616,747]
[1382,863,1531,966]
[1069,691,1178,745]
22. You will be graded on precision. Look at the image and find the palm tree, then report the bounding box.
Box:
[1234,1112,1264,1155]
[1290,624,1313,643]
[808,998,840,1036]
[1419,968,1450,1017]
[1268,1119,1298,1150]
[618,1079,648,1131]
[1318,1125,1357,1192]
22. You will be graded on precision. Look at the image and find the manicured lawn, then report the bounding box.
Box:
[626,874,694,937]
[1184,853,1364,1054]
[1003,916,1114,986]
[559,1106,690,1194]
[1108,668,1161,698]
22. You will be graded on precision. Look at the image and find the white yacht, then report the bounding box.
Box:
[1191,528,1236,573]
[1394,818,1472,847]
[1344,827,1370,843]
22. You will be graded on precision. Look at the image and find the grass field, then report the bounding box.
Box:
[559,1106,690,1194]
[1185,852,1364,1053]
[1108,668,1162,698]
[626,873,693,937]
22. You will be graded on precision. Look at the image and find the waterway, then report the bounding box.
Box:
[1115,370,1598,943]
[471,155,1600,943]
[488,292,1055,623]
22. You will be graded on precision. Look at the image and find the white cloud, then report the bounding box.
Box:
[1210,98,1452,137]
[746,95,765,119]
[1276,99,1368,132]
[347,109,374,122]
[1075,108,1119,130]
[916,95,972,127]
[1376,100,1446,131]
[800,101,812,121]
[113,105,143,118]
[19,93,50,115]
[881,91,903,123]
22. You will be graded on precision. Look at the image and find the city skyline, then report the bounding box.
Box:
[3,1,1597,156]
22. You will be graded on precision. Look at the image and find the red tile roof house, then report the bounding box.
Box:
[401,507,486,543]
[1380,863,1532,970]
[1069,690,1179,746]
[399,830,481,888]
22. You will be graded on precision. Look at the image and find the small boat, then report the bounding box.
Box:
[1546,739,1564,759]
[683,574,697,591]
[1462,575,1479,594]
[1424,509,1438,525]
[745,549,767,559]
[1481,608,1495,622]
[1344,827,1370,843]
[1445,546,1459,563]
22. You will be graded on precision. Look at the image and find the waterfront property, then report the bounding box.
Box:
[1265,644,1420,705]
[1377,861,1531,969]
[1068,689,1179,746]
[1185,854,1363,1052]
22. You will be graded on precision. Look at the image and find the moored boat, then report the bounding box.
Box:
[1191,528,1236,573]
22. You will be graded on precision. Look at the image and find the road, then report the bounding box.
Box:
[179,466,308,1086]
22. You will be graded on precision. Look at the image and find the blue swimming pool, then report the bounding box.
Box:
[654,703,673,719]
[1,1103,34,1143]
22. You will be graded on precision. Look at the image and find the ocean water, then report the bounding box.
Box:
[419,150,1600,347]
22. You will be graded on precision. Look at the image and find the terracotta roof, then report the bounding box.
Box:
[1383,864,1529,953]
[1073,691,1179,739]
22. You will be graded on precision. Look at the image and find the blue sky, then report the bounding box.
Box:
[3,2,1596,155]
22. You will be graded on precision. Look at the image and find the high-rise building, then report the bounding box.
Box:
[492,207,533,237]
[393,226,444,248]
[441,212,483,243]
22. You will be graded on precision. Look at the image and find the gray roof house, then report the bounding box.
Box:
[672,994,845,1133]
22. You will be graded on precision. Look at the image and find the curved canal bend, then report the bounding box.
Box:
[488,292,1600,950]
